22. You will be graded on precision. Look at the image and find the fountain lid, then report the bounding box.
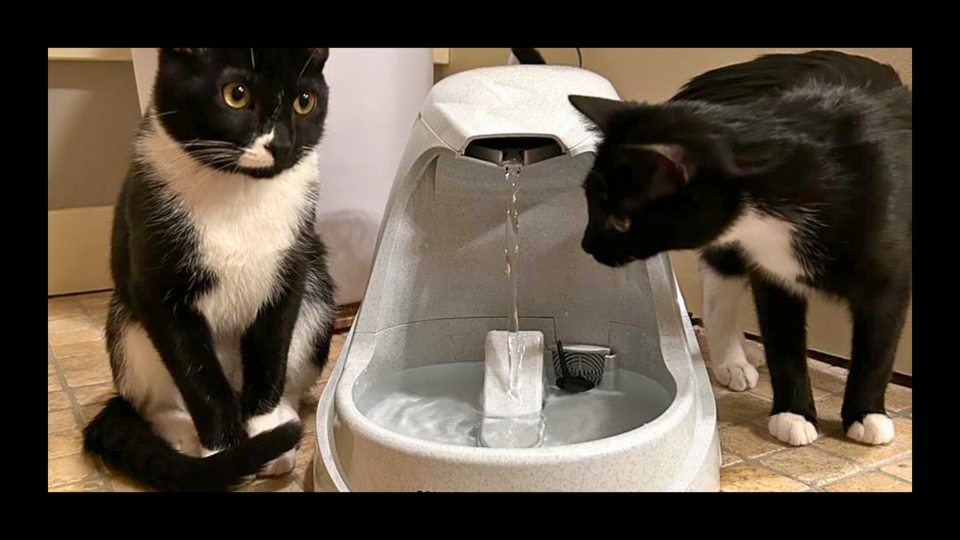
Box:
[421,65,621,154]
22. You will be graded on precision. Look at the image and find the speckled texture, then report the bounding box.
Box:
[313,65,719,491]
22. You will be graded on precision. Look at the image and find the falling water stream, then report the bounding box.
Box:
[503,160,523,401]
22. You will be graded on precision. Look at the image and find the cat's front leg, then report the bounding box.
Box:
[240,287,304,477]
[750,275,819,446]
[137,298,248,455]
[842,282,911,445]
[701,257,759,391]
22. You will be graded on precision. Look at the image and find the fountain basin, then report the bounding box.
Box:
[312,65,719,491]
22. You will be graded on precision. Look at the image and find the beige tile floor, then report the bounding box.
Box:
[48,291,911,492]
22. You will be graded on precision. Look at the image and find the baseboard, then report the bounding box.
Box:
[743,332,912,389]
[334,302,360,332]
[688,314,912,389]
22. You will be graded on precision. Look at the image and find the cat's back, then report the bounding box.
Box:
[672,50,906,106]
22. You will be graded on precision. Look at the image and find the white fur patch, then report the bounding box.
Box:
[116,323,185,415]
[139,118,319,337]
[846,414,895,445]
[246,398,300,438]
[768,412,818,446]
[713,207,817,296]
[150,409,201,457]
[237,130,276,169]
[701,266,758,391]
[260,448,297,477]
[246,398,301,477]
[743,339,766,368]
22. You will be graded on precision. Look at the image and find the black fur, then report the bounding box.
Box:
[511,48,547,65]
[570,50,911,432]
[83,48,337,491]
[84,397,303,492]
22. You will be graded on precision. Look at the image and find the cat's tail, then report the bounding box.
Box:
[510,48,547,65]
[83,395,302,492]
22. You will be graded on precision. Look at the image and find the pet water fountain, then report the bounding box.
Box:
[311,65,720,491]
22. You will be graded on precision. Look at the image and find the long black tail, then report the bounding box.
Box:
[672,50,905,105]
[511,48,547,65]
[83,396,302,492]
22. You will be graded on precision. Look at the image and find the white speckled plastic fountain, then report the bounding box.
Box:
[312,65,720,491]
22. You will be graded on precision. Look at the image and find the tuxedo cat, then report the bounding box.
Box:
[83,48,337,491]
[569,50,911,447]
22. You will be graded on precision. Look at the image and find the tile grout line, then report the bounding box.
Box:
[49,341,114,491]
[49,297,117,492]
[873,465,912,485]
[48,343,86,438]
[719,391,912,491]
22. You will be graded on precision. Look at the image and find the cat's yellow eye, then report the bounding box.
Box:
[222,82,251,109]
[609,215,631,233]
[294,92,317,115]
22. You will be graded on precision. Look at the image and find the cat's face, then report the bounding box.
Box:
[154,48,330,179]
[570,95,739,267]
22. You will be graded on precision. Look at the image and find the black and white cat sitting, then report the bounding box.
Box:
[569,51,911,447]
[83,48,338,491]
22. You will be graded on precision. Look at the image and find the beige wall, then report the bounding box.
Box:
[48,57,141,294]
[48,61,142,210]
[440,48,913,375]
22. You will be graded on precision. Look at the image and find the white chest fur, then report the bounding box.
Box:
[712,207,815,296]
[139,120,319,336]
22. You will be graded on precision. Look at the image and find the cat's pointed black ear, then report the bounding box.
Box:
[569,95,628,132]
[637,144,693,199]
[308,48,330,69]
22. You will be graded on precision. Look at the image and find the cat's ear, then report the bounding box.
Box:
[307,48,330,69]
[162,48,206,55]
[631,144,693,199]
[569,95,629,132]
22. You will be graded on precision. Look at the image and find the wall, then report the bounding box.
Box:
[48,61,141,210]
[439,48,913,375]
[48,57,142,295]
[313,48,434,305]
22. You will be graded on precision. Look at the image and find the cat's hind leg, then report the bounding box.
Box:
[112,310,201,457]
[701,253,759,392]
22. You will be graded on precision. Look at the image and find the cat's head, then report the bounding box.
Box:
[153,48,330,179]
[569,95,743,267]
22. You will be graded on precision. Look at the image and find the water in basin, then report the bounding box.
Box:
[356,362,672,447]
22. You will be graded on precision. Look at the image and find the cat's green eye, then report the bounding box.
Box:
[294,92,317,115]
[222,82,251,109]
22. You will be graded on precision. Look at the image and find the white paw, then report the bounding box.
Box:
[713,362,760,392]
[246,400,300,438]
[150,410,201,457]
[768,413,818,446]
[847,414,895,445]
[742,339,766,368]
[259,448,296,477]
